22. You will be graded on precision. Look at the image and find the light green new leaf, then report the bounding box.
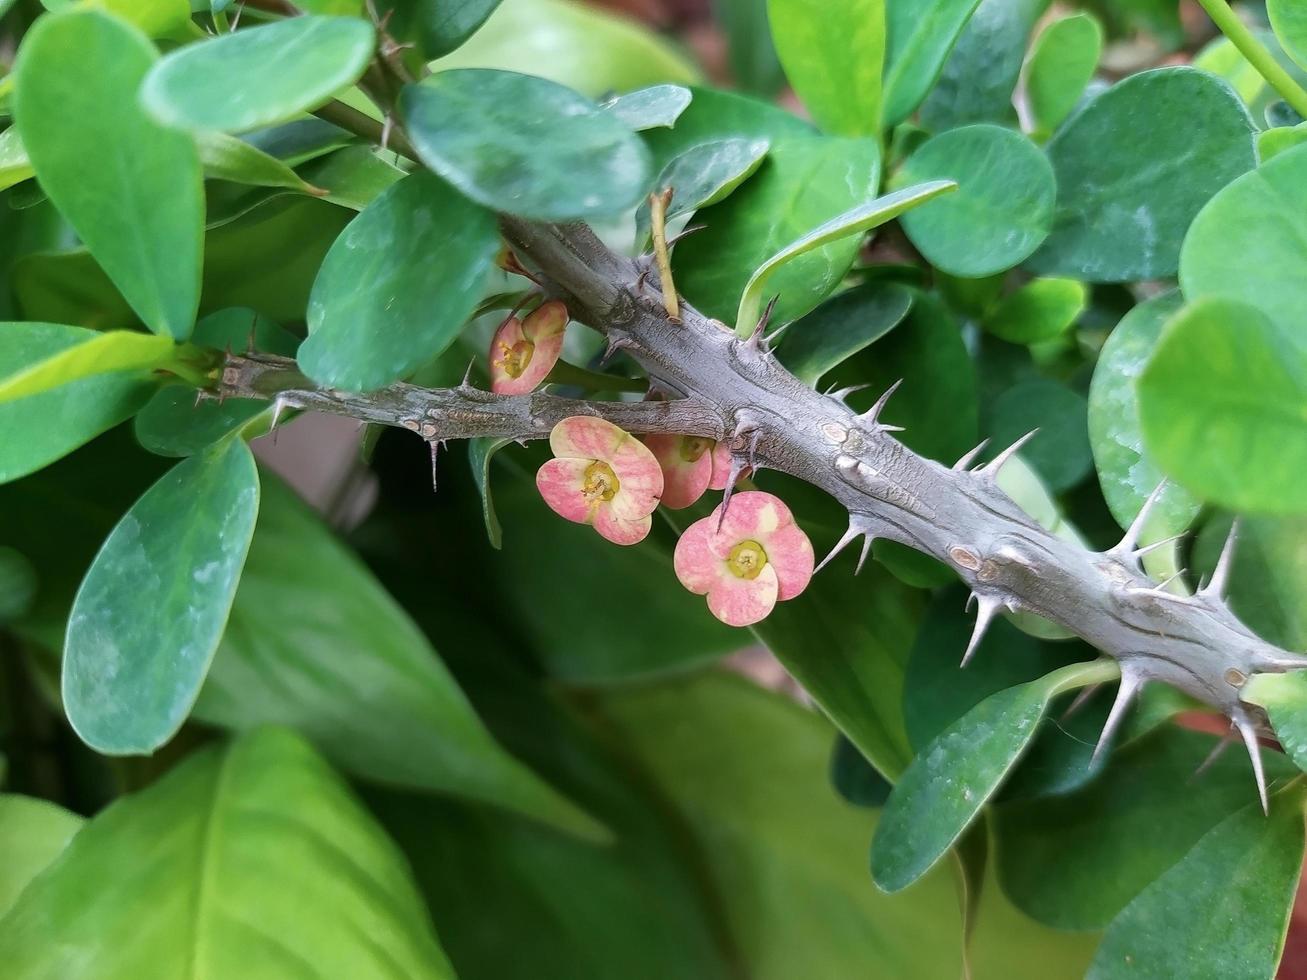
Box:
[0,128,34,192]
[1138,297,1307,514]
[602,83,693,129]
[195,475,603,839]
[1025,13,1103,137]
[894,124,1054,278]
[883,0,984,126]
[767,0,885,135]
[0,729,455,979]
[141,16,377,133]
[197,131,324,193]
[1088,792,1305,980]
[0,795,83,918]
[1246,671,1307,773]
[299,171,499,391]
[735,179,954,333]
[0,330,179,403]
[0,323,163,484]
[40,0,194,39]
[871,659,1117,892]
[401,69,652,221]
[1087,291,1200,533]
[298,144,405,211]
[777,281,913,385]
[633,137,770,246]
[1270,0,1307,71]
[14,10,203,339]
[1030,67,1256,282]
[469,436,514,549]
[64,438,260,754]
[983,278,1085,344]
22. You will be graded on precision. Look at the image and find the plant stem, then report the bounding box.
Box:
[1196,0,1307,120]
[310,99,419,165]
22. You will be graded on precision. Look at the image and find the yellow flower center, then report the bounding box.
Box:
[679,436,713,463]
[582,460,620,502]
[727,539,768,580]
[495,339,534,379]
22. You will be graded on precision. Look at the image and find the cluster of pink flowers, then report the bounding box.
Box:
[491,304,815,627]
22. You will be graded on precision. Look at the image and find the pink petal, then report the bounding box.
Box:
[674,515,727,594]
[606,435,663,519]
[593,505,651,545]
[707,491,794,558]
[535,457,593,524]
[490,316,529,394]
[644,434,714,510]
[706,564,779,627]
[522,300,569,342]
[506,329,563,394]
[707,440,737,490]
[761,521,814,601]
[550,416,626,461]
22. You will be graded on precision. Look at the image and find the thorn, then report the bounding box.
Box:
[1060,683,1101,721]
[269,395,288,444]
[429,440,440,493]
[1251,651,1307,671]
[960,593,1002,668]
[715,427,759,531]
[665,224,707,248]
[858,379,902,426]
[980,430,1038,478]
[814,520,875,576]
[461,358,477,390]
[193,389,205,409]
[954,439,989,471]
[826,383,871,403]
[764,317,796,349]
[245,312,258,353]
[745,296,780,349]
[1202,519,1240,598]
[1114,480,1168,556]
[1149,568,1187,594]
[1132,533,1186,559]
[1234,711,1269,815]
[1090,669,1143,766]
[601,334,636,366]
[1191,730,1235,782]
[380,114,394,152]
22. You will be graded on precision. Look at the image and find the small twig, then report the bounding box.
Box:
[648,188,681,323]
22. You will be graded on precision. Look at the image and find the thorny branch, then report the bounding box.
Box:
[219,215,1307,809]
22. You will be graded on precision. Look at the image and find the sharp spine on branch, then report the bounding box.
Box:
[1090,668,1143,765]
[1201,520,1240,598]
[953,439,989,471]
[979,430,1038,478]
[859,379,903,429]
[961,592,1002,667]
[1233,710,1269,815]
[814,519,875,576]
[1111,480,1167,559]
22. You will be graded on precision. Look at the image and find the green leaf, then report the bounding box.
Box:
[0,795,83,918]
[375,0,502,58]
[469,436,513,549]
[777,280,913,385]
[673,135,881,325]
[0,330,180,403]
[1087,291,1200,533]
[883,0,984,126]
[0,729,455,978]
[401,68,652,221]
[431,0,701,98]
[1258,124,1307,162]
[713,0,785,97]
[871,659,1116,892]
[1246,671,1307,773]
[1138,297,1307,514]
[297,144,405,211]
[893,124,1054,278]
[982,278,1085,344]
[602,83,693,130]
[0,127,34,192]
[64,437,260,755]
[1030,67,1256,282]
[767,0,885,135]
[1087,792,1305,980]
[14,10,203,339]
[633,137,770,246]
[1270,0,1307,71]
[987,378,1091,492]
[299,171,499,391]
[1025,13,1103,138]
[995,727,1297,929]
[196,131,323,193]
[140,16,377,133]
[41,0,195,38]
[1180,142,1307,339]
[735,179,955,332]
[0,322,161,484]
[641,84,814,173]
[194,474,603,839]
[0,547,38,624]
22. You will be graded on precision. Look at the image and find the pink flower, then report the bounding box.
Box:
[643,435,743,509]
[536,416,663,545]
[674,491,814,626]
[490,300,568,395]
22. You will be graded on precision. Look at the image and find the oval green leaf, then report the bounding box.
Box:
[1030,67,1256,282]
[197,131,324,193]
[987,378,1092,492]
[1025,13,1103,138]
[1270,0,1307,71]
[0,729,455,978]
[634,137,770,247]
[883,0,984,126]
[140,16,377,133]
[983,278,1086,345]
[0,330,180,403]
[777,281,914,385]
[602,83,693,130]
[401,68,652,221]
[63,437,260,754]
[14,10,203,339]
[0,795,83,918]
[1138,297,1307,514]
[299,170,499,391]
[375,0,501,58]
[894,124,1054,278]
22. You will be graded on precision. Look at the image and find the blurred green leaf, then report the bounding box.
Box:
[871,659,1115,892]
[195,474,602,839]
[1087,792,1305,980]
[1025,13,1103,138]
[0,547,37,624]
[642,84,813,171]
[0,729,455,978]
[1030,68,1256,282]
[1138,297,1307,514]
[1270,0,1307,71]
[1246,671,1307,774]
[634,137,770,246]
[768,0,885,135]
[469,436,513,549]
[0,128,34,192]
[196,131,324,194]
[141,16,376,133]
[297,145,405,211]
[0,323,161,484]
[0,330,180,403]
[375,0,501,58]
[299,171,498,391]
[14,10,203,339]
[987,378,1091,492]
[713,0,785,96]
[983,278,1085,345]
[64,437,260,754]
[1258,124,1307,161]
[883,0,983,126]
[777,280,913,385]
[602,84,692,130]
[39,0,194,38]
[894,124,1054,278]
[0,795,83,918]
